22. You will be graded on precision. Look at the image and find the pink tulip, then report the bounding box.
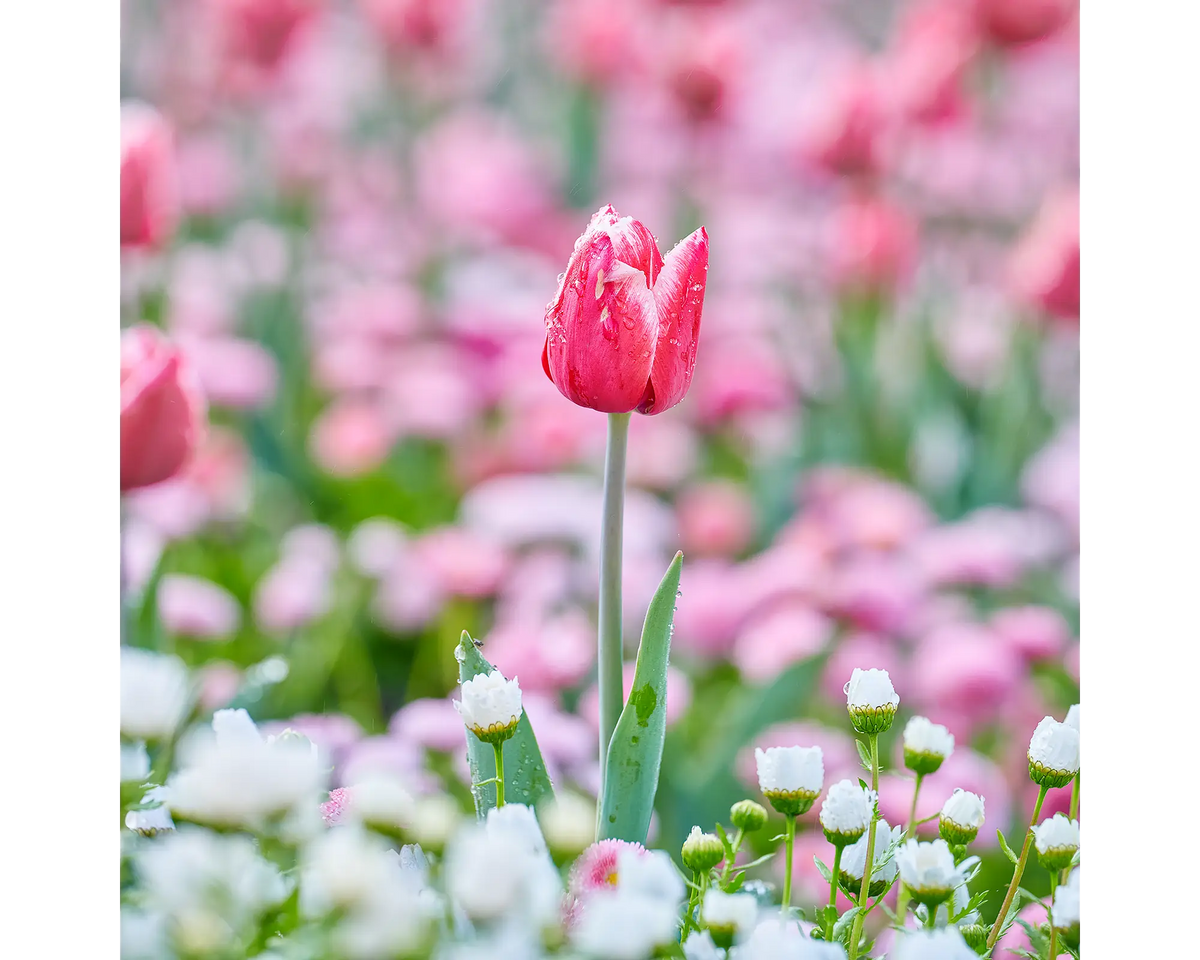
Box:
[974,0,1075,48]
[197,661,242,711]
[883,1,980,126]
[544,0,647,87]
[121,102,179,250]
[800,64,888,179]
[542,204,709,415]
[826,192,918,296]
[1008,186,1079,323]
[209,0,323,74]
[308,399,394,478]
[175,134,240,218]
[157,573,242,640]
[659,10,742,124]
[675,480,755,557]
[121,326,207,492]
[358,0,465,55]
[991,605,1070,662]
[733,601,834,683]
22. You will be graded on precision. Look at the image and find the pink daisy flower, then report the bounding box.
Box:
[567,839,647,897]
[320,787,351,826]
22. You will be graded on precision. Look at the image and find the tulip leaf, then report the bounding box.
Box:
[457,632,554,816]
[598,551,684,843]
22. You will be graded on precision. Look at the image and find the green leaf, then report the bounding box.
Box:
[833,907,861,946]
[457,632,554,816]
[997,828,1020,864]
[814,856,832,883]
[598,553,684,843]
[715,822,732,855]
[856,739,872,771]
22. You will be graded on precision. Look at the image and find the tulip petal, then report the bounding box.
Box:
[544,229,657,413]
[589,204,665,286]
[640,226,708,415]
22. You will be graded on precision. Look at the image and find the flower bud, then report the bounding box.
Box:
[897,838,962,907]
[682,826,725,874]
[1027,716,1079,789]
[543,205,709,415]
[754,745,824,816]
[903,716,955,776]
[840,819,904,900]
[539,792,596,864]
[121,101,178,250]
[959,922,987,950]
[1032,813,1079,871]
[701,889,758,950]
[939,789,985,846]
[844,668,899,734]
[455,670,522,744]
[1052,867,1080,946]
[730,799,768,833]
[819,779,875,846]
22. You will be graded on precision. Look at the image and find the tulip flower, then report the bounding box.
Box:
[542,204,709,416]
[121,102,178,251]
[121,326,207,492]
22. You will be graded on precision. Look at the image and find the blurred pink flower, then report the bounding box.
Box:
[569,839,648,899]
[522,693,596,777]
[810,473,934,554]
[484,610,595,694]
[973,0,1076,48]
[253,555,333,633]
[882,1,979,126]
[820,633,907,704]
[675,480,755,557]
[208,0,323,76]
[826,192,918,295]
[672,559,754,658]
[179,335,279,410]
[910,621,1023,734]
[412,527,510,599]
[907,515,1028,589]
[158,573,242,639]
[579,663,693,730]
[687,337,793,425]
[309,399,394,478]
[347,518,409,579]
[738,540,826,613]
[733,601,834,684]
[358,0,466,55]
[658,9,743,124]
[340,735,433,789]
[372,553,445,632]
[995,902,1049,958]
[121,326,207,493]
[799,63,888,179]
[176,133,240,217]
[737,721,860,793]
[991,605,1070,662]
[1008,186,1079,323]
[389,697,467,754]
[1021,423,1079,539]
[544,0,647,87]
[121,102,178,250]
[263,712,363,763]
[383,344,481,440]
[821,554,926,636]
[625,415,699,491]
[197,661,242,711]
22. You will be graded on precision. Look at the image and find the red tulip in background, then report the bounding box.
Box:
[121,326,208,492]
[542,205,709,415]
[121,102,178,251]
[1007,187,1079,323]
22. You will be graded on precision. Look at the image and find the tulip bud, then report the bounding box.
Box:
[845,668,900,734]
[121,326,207,492]
[1027,716,1079,789]
[754,746,824,817]
[543,205,708,415]
[903,716,955,775]
[1032,813,1079,871]
[455,671,522,744]
[682,826,724,873]
[121,102,178,250]
[730,799,768,833]
[819,779,874,846]
[939,789,985,846]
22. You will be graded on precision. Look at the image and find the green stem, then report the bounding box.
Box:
[1061,772,1080,885]
[826,843,845,938]
[683,869,704,941]
[781,814,796,915]
[905,773,924,839]
[720,829,745,887]
[597,412,630,805]
[985,784,1049,952]
[1047,872,1060,960]
[493,741,506,808]
[847,735,880,960]
[926,906,938,930]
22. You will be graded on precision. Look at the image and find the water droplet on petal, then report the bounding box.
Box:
[622,317,635,330]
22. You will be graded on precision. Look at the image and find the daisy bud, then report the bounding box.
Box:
[701,890,759,950]
[730,799,768,833]
[959,923,987,951]
[539,792,596,864]
[903,716,955,776]
[840,819,904,900]
[1065,705,1084,772]
[819,779,875,846]
[938,789,985,846]
[1032,813,1079,871]
[1052,868,1080,946]
[125,791,176,837]
[890,927,979,960]
[455,670,522,744]
[682,826,725,874]
[897,838,962,907]
[1027,716,1080,789]
[844,668,900,734]
[754,746,824,816]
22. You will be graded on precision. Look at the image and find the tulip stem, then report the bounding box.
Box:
[781,814,796,915]
[847,735,880,960]
[985,784,1049,952]
[597,411,631,806]
[492,742,506,808]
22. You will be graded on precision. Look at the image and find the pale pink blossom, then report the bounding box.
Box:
[822,554,926,636]
[672,560,755,658]
[826,192,918,295]
[484,611,595,694]
[308,399,394,478]
[175,133,240,217]
[910,621,1024,734]
[179,335,279,410]
[991,606,1070,662]
[676,480,755,557]
[543,0,647,87]
[568,839,648,899]
[158,574,242,640]
[1008,186,1079,322]
[389,698,468,754]
[412,527,510,599]
[121,102,178,250]
[733,601,834,683]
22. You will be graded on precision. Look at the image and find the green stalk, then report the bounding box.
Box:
[493,741,506,808]
[894,772,926,922]
[683,870,702,940]
[781,814,796,915]
[597,412,631,804]
[1061,772,1080,886]
[827,843,845,938]
[720,829,745,887]
[985,784,1049,952]
[1047,872,1060,960]
[847,735,880,960]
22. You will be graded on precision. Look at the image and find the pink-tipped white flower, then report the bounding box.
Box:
[568,839,648,900]
[939,789,985,845]
[455,670,523,743]
[1027,716,1080,788]
[819,779,875,845]
[903,716,955,775]
[845,667,900,734]
[755,745,824,816]
[1033,813,1079,871]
